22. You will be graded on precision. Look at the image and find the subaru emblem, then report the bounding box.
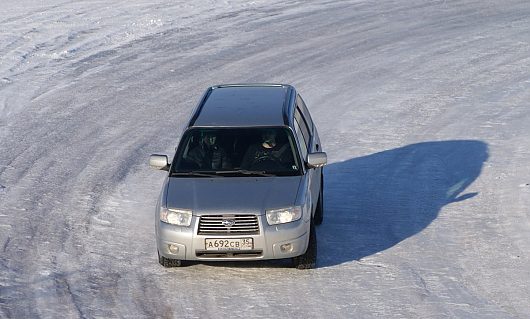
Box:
[222,219,236,227]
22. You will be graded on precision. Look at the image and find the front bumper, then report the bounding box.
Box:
[156,214,309,261]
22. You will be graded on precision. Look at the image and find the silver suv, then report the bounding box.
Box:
[150,84,327,269]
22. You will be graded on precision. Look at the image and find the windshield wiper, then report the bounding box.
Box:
[215,169,275,177]
[170,171,219,178]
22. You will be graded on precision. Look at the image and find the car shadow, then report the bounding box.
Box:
[318,140,489,267]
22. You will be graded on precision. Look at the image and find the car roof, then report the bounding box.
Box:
[189,84,295,127]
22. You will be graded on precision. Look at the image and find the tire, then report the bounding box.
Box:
[313,175,324,225]
[158,251,184,267]
[293,221,317,269]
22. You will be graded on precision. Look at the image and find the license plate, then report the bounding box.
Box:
[205,238,253,251]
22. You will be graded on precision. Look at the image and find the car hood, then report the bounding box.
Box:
[165,176,302,216]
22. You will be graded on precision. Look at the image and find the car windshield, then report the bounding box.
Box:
[171,127,302,177]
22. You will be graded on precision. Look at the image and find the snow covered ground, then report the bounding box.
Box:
[1,0,530,317]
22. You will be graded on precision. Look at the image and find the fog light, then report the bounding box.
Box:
[168,244,179,254]
[280,243,293,253]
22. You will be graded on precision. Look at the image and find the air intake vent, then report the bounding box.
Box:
[198,215,259,235]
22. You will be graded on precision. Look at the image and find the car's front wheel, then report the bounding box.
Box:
[158,251,184,267]
[292,221,317,269]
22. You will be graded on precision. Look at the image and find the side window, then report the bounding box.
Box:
[296,95,314,132]
[294,118,308,159]
[294,108,311,149]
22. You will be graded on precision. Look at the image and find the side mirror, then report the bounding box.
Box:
[306,152,327,168]
[149,154,170,171]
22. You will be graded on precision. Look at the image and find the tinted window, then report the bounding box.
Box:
[294,118,308,159]
[294,108,311,149]
[296,95,314,132]
[172,127,302,176]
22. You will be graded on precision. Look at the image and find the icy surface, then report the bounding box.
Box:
[1,0,530,318]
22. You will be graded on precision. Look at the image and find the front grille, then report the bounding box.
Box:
[198,215,259,235]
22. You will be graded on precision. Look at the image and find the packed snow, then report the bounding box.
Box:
[1,0,529,318]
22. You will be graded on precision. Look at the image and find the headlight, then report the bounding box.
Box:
[160,208,192,226]
[266,206,302,225]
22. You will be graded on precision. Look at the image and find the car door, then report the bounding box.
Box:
[294,97,321,216]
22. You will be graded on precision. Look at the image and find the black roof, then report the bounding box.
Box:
[189,84,294,127]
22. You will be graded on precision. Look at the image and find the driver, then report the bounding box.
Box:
[187,132,231,170]
[241,129,293,170]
